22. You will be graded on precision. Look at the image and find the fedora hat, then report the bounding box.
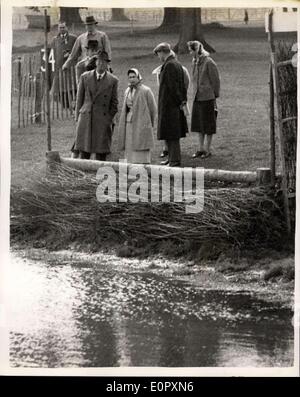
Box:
[84,16,98,25]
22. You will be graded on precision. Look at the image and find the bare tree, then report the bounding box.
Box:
[174,8,215,54]
[110,8,129,21]
[28,7,83,25]
[156,8,180,31]
[58,7,83,24]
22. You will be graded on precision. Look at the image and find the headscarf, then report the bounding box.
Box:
[127,68,142,88]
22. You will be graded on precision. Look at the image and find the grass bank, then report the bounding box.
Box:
[10,24,296,282]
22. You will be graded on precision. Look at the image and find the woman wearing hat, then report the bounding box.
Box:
[188,40,220,159]
[118,68,157,164]
[62,16,111,73]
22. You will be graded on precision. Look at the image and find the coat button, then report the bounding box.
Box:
[104,113,106,116]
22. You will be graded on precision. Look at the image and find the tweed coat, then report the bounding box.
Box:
[191,55,220,101]
[157,55,188,141]
[118,83,157,151]
[74,70,118,154]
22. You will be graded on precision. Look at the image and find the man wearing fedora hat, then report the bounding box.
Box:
[62,16,111,74]
[153,42,188,167]
[72,50,118,161]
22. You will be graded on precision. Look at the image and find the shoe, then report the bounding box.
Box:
[160,159,169,165]
[169,162,181,167]
[160,150,168,158]
[201,152,212,159]
[192,150,206,159]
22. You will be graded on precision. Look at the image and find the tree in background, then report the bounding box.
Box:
[174,8,215,54]
[110,8,130,21]
[156,8,180,32]
[28,7,84,25]
[59,7,83,25]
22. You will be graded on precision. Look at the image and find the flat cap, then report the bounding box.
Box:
[153,42,172,54]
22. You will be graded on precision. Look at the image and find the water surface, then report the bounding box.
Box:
[9,255,294,367]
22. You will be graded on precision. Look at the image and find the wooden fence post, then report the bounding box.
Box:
[256,168,272,186]
[34,72,42,123]
[269,63,276,185]
[17,56,22,128]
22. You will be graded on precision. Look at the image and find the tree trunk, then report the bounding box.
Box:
[156,8,180,32]
[174,8,215,54]
[110,8,129,21]
[59,7,83,25]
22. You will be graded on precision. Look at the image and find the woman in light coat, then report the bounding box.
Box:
[118,68,157,164]
[188,40,220,159]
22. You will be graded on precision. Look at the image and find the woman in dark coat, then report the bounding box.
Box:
[188,40,220,159]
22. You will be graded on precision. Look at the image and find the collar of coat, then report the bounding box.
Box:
[83,70,112,101]
[193,54,209,65]
[163,52,176,65]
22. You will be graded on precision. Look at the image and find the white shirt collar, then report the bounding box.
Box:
[96,71,106,80]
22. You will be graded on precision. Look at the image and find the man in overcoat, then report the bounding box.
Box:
[73,50,118,161]
[62,16,111,72]
[50,22,77,108]
[153,42,188,167]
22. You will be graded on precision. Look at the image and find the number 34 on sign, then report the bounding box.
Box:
[40,48,55,73]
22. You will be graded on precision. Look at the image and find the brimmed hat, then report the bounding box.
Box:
[96,50,111,62]
[84,16,98,25]
[153,42,171,54]
[85,40,99,50]
[58,22,67,28]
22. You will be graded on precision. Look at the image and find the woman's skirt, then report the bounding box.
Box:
[191,99,217,134]
[125,121,151,164]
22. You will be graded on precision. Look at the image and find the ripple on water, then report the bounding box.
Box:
[9,255,294,368]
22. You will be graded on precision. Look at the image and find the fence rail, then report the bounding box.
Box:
[12,54,76,128]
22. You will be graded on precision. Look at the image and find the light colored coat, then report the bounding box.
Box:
[74,70,118,154]
[63,30,111,69]
[118,84,157,151]
[192,55,220,101]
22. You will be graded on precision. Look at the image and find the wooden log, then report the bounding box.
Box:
[59,157,258,183]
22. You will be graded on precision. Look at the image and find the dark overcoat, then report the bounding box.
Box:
[74,70,118,154]
[157,55,188,140]
[50,33,77,94]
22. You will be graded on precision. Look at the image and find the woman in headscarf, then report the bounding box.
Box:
[188,40,220,159]
[118,68,157,164]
